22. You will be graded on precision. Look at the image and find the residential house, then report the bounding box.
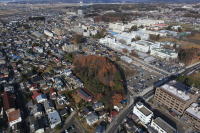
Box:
[43,100,55,113]
[57,94,69,105]
[47,110,61,128]
[77,88,93,102]
[86,112,99,126]
[31,104,44,118]
[29,116,48,133]
[93,102,104,111]
[7,109,22,127]
[59,108,70,117]
[2,92,22,127]
[97,111,107,119]
[95,121,107,133]
[49,88,57,100]
[2,92,16,114]
[36,94,47,103]
[108,110,119,122]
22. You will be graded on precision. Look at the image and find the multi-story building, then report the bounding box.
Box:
[150,48,178,60]
[154,81,199,115]
[183,103,200,130]
[132,40,160,53]
[150,117,176,133]
[133,102,153,125]
[109,23,126,33]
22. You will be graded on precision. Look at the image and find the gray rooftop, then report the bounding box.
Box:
[153,117,176,133]
[139,106,152,116]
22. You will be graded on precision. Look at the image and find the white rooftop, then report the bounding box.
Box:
[186,103,200,120]
[161,84,190,101]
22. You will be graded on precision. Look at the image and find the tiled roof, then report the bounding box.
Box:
[8,109,21,122]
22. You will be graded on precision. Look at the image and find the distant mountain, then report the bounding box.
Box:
[1,0,200,3]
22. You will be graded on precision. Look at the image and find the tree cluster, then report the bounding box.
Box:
[178,48,200,65]
[149,34,160,41]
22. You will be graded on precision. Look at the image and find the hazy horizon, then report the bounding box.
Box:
[0,0,200,3]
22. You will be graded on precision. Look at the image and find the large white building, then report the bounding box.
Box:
[133,102,153,125]
[108,29,166,45]
[113,31,149,44]
[132,40,160,53]
[109,19,165,33]
[99,36,116,46]
[99,36,134,52]
[131,19,165,27]
[109,23,128,33]
[150,48,178,60]
[150,117,176,133]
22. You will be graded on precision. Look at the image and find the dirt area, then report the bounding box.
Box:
[71,93,81,104]
[187,32,200,41]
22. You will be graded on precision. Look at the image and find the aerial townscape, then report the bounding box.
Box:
[0,0,200,133]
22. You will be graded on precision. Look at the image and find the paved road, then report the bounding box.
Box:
[74,117,86,133]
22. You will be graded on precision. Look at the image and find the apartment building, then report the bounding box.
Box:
[133,102,153,125]
[154,81,199,115]
[150,117,176,133]
[183,103,200,130]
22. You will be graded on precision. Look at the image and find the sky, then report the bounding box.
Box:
[0,0,199,3]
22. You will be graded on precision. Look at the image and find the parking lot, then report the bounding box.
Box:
[127,64,161,93]
[150,59,185,73]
